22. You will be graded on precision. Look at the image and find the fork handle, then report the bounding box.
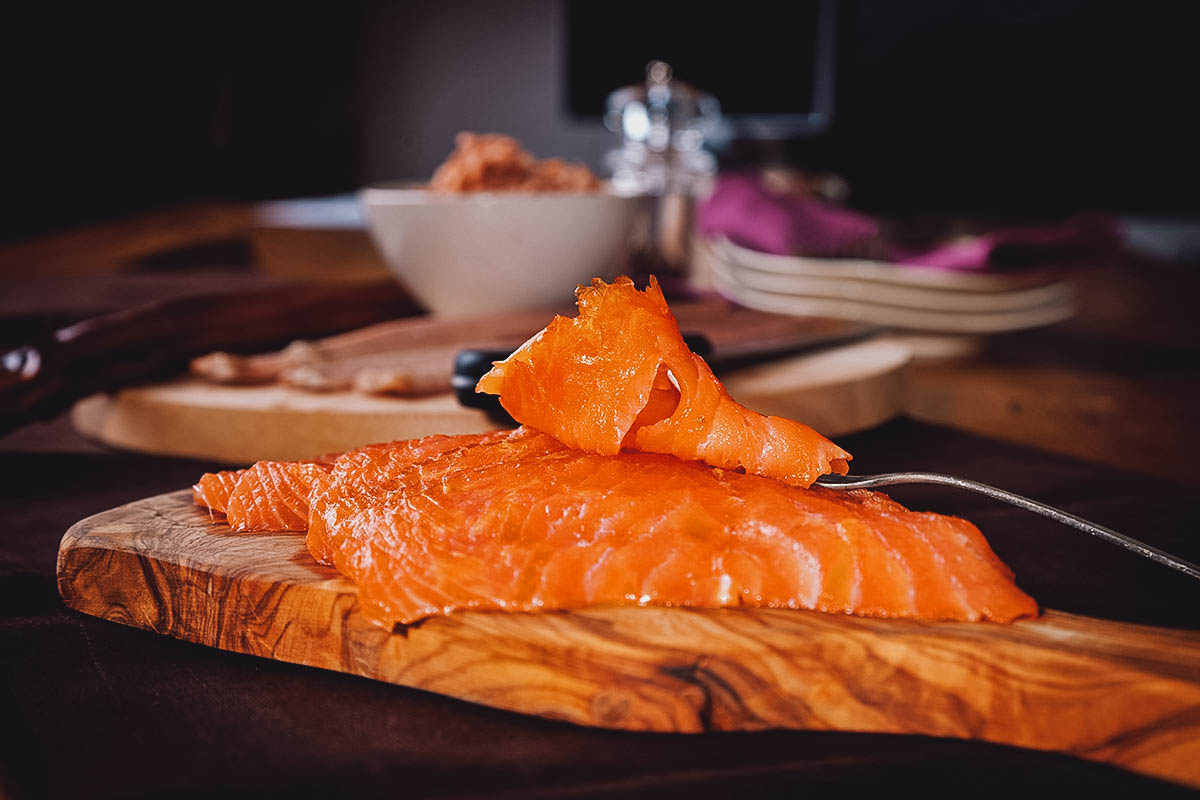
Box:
[816,472,1200,581]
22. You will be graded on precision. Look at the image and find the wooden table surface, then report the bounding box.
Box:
[2,205,1199,798]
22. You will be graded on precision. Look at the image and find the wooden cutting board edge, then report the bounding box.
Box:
[57,490,1200,789]
[70,337,912,465]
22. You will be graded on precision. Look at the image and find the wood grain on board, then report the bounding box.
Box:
[58,491,1200,789]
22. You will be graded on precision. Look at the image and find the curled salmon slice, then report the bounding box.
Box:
[477,276,851,487]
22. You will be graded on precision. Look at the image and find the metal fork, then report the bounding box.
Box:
[815,472,1200,581]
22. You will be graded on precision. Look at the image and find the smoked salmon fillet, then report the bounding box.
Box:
[306,434,472,563]
[286,428,1036,625]
[191,274,1037,625]
[225,461,331,532]
[193,455,337,532]
[476,276,851,488]
[192,470,241,515]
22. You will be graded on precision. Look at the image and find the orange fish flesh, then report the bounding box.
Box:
[306,434,471,564]
[476,276,851,488]
[192,469,242,515]
[224,460,331,533]
[190,275,1037,625]
[207,428,1033,625]
[193,433,1036,624]
[193,456,336,532]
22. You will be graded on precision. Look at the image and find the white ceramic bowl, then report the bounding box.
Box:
[360,184,647,317]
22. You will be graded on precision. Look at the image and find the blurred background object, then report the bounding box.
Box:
[4,0,1199,247]
[603,60,722,276]
[603,60,722,198]
[2,0,1199,483]
[360,184,645,315]
[249,197,387,282]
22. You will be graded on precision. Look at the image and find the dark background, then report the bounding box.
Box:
[564,1,823,117]
[3,1,1197,243]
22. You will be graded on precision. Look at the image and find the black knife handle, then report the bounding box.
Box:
[0,279,421,436]
[453,333,713,424]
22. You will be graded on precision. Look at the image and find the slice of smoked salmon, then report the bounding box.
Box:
[193,469,242,515]
[476,276,851,488]
[313,427,1036,627]
[194,452,340,529]
[223,460,332,532]
[306,433,488,564]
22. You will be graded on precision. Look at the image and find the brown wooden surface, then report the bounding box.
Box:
[4,203,1197,483]
[907,362,1200,484]
[0,203,257,277]
[906,257,1200,486]
[57,490,1200,789]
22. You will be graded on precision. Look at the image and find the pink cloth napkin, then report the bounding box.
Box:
[696,173,1121,271]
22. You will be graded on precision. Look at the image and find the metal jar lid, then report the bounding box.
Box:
[604,61,724,196]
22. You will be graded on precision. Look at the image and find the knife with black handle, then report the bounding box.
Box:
[0,280,420,436]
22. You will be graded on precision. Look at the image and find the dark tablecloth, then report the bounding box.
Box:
[2,418,1198,799]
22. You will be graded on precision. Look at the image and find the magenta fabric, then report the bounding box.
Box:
[696,173,1122,271]
[899,213,1123,270]
[696,173,882,258]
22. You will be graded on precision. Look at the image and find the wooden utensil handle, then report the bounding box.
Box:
[0,280,420,434]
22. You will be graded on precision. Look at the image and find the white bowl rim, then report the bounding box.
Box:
[359,181,639,204]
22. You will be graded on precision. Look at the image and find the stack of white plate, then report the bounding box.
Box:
[697,238,1076,333]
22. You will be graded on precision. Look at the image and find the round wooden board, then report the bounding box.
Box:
[71,337,912,464]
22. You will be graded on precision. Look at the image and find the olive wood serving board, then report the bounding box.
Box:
[57,491,1200,788]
